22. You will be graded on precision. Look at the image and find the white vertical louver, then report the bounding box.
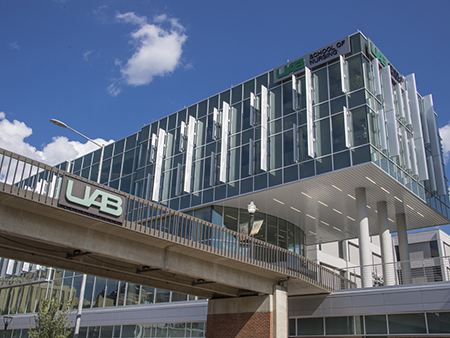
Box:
[406,73,429,181]
[400,128,412,172]
[396,83,406,121]
[402,85,413,126]
[340,55,348,94]
[184,115,196,192]
[213,108,219,140]
[261,85,268,171]
[292,74,298,109]
[424,94,446,195]
[250,92,256,126]
[305,67,314,158]
[381,66,400,157]
[343,106,352,148]
[152,128,166,202]
[373,59,387,151]
[150,133,157,162]
[372,58,382,97]
[220,102,229,183]
[180,121,186,151]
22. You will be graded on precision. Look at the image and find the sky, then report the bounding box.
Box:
[1,1,450,228]
[1,0,450,164]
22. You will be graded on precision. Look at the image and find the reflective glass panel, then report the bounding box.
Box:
[388,313,426,334]
[297,317,323,335]
[325,316,354,335]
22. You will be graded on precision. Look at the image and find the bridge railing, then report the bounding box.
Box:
[340,256,450,288]
[0,148,356,292]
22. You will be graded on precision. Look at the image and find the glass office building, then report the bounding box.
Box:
[58,31,449,246]
[3,31,450,337]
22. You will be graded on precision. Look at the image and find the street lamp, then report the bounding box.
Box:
[247,201,257,236]
[3,316,13,338]
[50,119,104,183]
[246,201,257,261]
[50,118,104,338]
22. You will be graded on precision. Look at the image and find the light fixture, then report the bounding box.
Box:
[290,206,301,213]
[50,118,68,128]
[247,201,257,237]
[381,187,390,194]
[366,176,376,184]
[273,198,284,205]
[332,185,342,191]
[301,192,312,198]
[247,201,257,214]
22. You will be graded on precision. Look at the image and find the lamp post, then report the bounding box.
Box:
[247,201,257,236]
[3,316,12,338]
[247,201,257,261]
[50,118,104,338]
[50,119,104,183]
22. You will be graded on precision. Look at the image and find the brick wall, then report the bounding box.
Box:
[206,311,273,338]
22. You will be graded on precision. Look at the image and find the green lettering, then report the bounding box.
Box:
[276,59,306,79]
[371,42,387,67]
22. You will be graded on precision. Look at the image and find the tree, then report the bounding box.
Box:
[29,298,73,338]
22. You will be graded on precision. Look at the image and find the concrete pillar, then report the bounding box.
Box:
[355,187,372,288]
[396,213,412,284]
[376,201,396,286]
[273,285,288,338]
[206,284,288,338]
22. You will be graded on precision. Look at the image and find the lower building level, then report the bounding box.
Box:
[1,229,450,337]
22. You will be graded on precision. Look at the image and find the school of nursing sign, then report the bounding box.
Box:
[58,176,126,224]
[273,36,350,83]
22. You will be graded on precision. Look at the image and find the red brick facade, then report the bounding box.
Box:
[206,311,273,338]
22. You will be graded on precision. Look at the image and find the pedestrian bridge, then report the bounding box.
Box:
[0,148,354,299]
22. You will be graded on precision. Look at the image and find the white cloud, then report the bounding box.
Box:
[0,113,113,166]
[109,12,187,94]
[9,41,20,50]
[439,122,450,164]
[83,50,93,61]
[107,82,122,97]
[116,12,148,26]
[92,5,108,24]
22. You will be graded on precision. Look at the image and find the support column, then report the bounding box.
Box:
[376,201,396,286]
[396,213,412,284]
[206,285,287,338]
[356,187,372,288]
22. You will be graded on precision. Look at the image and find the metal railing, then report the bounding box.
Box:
[0,147,356,292]
[340,256,450,288]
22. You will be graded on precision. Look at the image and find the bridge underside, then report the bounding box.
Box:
[0,190,328,299]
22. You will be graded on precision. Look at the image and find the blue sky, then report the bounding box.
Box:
[1,1,450,173]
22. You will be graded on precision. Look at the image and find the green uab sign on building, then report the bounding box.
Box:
[273,36,350,83]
